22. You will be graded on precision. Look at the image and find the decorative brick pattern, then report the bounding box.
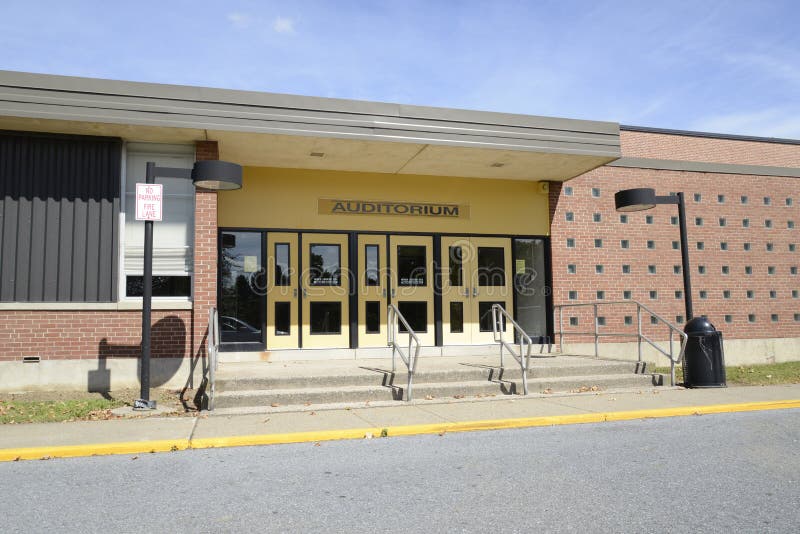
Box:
[552,132,800,342]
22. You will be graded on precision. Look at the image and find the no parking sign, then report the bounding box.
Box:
[135,183,163,221]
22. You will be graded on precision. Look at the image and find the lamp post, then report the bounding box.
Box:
[133,160,242,410]
[614,188,693,322]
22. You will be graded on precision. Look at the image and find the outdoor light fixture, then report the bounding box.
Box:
[134,159,242,410]
[614,187,693,322]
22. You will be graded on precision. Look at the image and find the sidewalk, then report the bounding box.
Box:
[2,384,800,461]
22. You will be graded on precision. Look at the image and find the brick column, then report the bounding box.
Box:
[192,141,220,362]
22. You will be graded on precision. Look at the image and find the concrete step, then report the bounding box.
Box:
[215,359,648,392]
[213,373,659,409]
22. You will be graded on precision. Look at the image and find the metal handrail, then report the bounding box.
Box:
[387,304,421,401]
[554,300,687,386]
[491,304,532,395]
[207,306,220,410]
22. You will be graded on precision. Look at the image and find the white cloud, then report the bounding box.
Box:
[692,108,800,139]
[227,12,252,29]
[272,16,295,34]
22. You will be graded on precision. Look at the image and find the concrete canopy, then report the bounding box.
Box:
[0,70,621,181]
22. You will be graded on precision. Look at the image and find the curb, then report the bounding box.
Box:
[2,399,799,462]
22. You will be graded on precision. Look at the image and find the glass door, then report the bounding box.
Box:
[357,234,388,348]
[219,231,265,350]
[266,232,299,349]
[389,235,435,346]
[301,233,350,348]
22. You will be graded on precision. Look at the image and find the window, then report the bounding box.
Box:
[745,266,752,275]
[646,215,654,224]
[771,314,779,323]
[747,290,754,299]
[275,243,291,286]
[647,240,655,249]
[744,243,751,251]
[398,301,427,333]
[593,213,602,222]
[449,302,463,333]
[596,290,605,300]
[310,302,342,334]
[648,265,657,274]
[741,195,748,204]
[567,264,577,274]
[742,218,750,228]
[724,315,732,324]
[766,243,774,252]
[676,315,685,323]
[597,316,606,326]
[594,238,603,248]
[591,187,600,198]
[696,242,704,250]
[787,198,794,206]
[309,244,341,286]
[595,265,604,274]
[768,266,776,275]
[699,290,707,299]
[718,194,725,203]
[671,216,678,225]
[365,245,380,286]
[477,247,505,287]
[448,246,463,286]
[789,221,796,229]
[566,238,575,248]
[794,290,799,298]
[619,214,628,224]
[397,245,426,286]
[795,313,800,322]
[650,316,659,325]
[673,265,681,274]
[764,197,771,205]
[770,290,777,299]
[694,193,701,202]
[719,218,726,227]
[124,145,195,298]
[564,186,573,196]
[723,290,731,299]
[748,314,756,323]
[722,266,729,275]
[623,290,632,299]
[649,290,657,299]
[675,290,683,298]
[275,302,291,336]
[565,211,574,222]
[672,241,679,250]
[698,265,706,274]
[568,290,578,300]
[790,244,796,252]
[720,242,728,250]
[792,266,798,275]
[624,316,633,325]
[622,265,631,274]
[695,217,703,226]
[569,317,579,326]
[620,239,629,249]
[365,301,380,334]
[765,219,773,228]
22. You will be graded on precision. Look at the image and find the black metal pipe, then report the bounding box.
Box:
[676,192,693,321]
[139,161,155,406]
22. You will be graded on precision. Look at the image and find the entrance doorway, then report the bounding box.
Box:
[441,237,513,344]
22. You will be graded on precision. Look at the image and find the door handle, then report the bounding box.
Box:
[293,288,298,298]
[391,288,396,298]
[302,288,308,297]
[382,288,387,298]
[462,288,469,297]
[472,286,478,298]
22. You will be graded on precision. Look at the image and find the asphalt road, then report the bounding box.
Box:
[1,409,798,533]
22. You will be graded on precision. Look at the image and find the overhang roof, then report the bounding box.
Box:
[0,70,621,181]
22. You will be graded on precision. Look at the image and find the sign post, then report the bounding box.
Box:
[133,163,163,410]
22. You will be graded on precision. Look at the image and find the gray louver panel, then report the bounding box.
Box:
[0,131,121,302]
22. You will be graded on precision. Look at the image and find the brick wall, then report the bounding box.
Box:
[551,132,800,342]
[0,140,220,363]
[621,130,800,168]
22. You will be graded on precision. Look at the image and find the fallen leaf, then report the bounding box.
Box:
[304,402,311,406]
[131,456,138,460]
[314,442,321,447]
[364,432,373,439]
[425,395,435,400]
[453,394,465,399]
[270,403,280,408]
[263,418,271,423]
[309,411,316,416]
[542,388,553,394]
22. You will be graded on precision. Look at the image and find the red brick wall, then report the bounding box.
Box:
[0,140,220,363]
[551,132,800,342]
[621,130,800,168]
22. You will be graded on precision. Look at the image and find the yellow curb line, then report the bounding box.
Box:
[2,399,799,462]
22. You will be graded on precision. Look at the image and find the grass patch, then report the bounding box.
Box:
[0,398,124,424]
[655,361,800,386]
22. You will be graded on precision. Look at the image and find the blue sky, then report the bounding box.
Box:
[2,0,799,137]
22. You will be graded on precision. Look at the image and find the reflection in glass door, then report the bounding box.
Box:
[219,231,265,349]
[266,232,299,349]
[301,233,350,348]
[389,235,435,345]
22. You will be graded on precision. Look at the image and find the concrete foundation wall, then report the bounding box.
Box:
[562,337,800,367]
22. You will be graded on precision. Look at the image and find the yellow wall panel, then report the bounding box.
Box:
[218,167,549,236]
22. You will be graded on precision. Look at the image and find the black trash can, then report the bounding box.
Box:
[682,317,726,388]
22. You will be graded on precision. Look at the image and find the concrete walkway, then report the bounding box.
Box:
[2,384,799,461]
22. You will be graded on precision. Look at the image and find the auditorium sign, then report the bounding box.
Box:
[319,199,469,219]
